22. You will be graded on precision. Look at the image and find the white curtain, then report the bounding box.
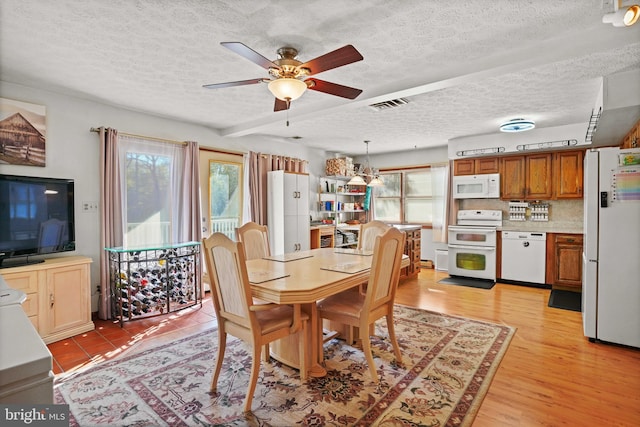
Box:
[431,162,450,243]
[117,135,184,246]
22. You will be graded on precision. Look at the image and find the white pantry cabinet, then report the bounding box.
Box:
[267,170,310,255]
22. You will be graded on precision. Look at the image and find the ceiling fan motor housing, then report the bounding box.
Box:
[270,47,310,79]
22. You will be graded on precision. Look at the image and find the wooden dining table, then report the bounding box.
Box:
[246,247,409,377]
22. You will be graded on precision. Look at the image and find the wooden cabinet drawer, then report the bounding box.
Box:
[2,270,39,293]
[21,293,38,318]
[555,234,583,244]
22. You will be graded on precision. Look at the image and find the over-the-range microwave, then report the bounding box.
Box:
[452,173,500,199]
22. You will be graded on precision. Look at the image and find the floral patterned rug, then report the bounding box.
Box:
[54,305,515,426]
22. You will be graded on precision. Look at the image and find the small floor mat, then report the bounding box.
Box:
[548,290,582,312]
[437,276,495,289]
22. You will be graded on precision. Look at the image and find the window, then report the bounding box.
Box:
[119,135,186,246]
[373,168,434,225]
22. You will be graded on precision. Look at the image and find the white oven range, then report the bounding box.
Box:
[447,210,502,281]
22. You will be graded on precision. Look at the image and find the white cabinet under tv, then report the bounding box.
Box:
[0,256,94,344]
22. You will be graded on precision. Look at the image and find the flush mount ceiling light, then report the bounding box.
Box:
[348,141,384,187]
[602,1,640,27]
[499,118,536,133]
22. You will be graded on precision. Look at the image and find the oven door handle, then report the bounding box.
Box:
[448,227,496,234]
[448,244,495,251]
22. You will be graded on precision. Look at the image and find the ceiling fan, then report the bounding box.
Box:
[203,42,364,111]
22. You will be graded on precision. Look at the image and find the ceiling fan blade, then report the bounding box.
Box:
[274,98,290,112]
[306,78,363,99]
[221,42,280,70]
[298,45,363,76]
[202,78,264,89]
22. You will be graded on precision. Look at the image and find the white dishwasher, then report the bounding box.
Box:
[501,231,547,284]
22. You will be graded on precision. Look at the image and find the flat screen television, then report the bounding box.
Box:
[0,174,75,268]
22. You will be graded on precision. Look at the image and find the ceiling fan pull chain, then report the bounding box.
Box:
[286,99,291,126]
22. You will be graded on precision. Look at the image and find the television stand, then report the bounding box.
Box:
[0,256,94,344]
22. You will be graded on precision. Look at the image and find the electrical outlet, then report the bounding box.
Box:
[82,201,98,212]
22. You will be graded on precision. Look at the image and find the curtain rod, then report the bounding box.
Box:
[90,127,186,146]
[90,128,307,162]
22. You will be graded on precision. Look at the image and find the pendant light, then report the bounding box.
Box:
[347,141,384,187]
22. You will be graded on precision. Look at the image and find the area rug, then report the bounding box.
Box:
[438,276,496,289]
[548,289,582,312]
[54,305,515,426]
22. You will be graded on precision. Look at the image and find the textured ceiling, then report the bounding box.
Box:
[1,0,639,155]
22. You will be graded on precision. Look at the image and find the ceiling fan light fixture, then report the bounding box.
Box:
[499,118,536,133]
[268,78,307,101]
[603,4,640,26]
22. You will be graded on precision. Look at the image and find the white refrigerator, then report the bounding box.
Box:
[583,147,640,348]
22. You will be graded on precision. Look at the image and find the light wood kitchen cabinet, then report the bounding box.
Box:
[553,150,583,199]
[310,226,335,249]
[546,233,583,291]
[499,154,552,200]
[1,256,95,343]
[453,157,499,175]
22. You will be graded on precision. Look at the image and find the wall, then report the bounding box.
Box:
[0,81,328,311]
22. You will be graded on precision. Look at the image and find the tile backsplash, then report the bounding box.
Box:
[459,199,583,233]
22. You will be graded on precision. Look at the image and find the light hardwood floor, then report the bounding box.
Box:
[52,267,640,425]
[395,269,640,426]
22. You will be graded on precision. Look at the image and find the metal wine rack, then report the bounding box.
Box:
[106,241,201,326]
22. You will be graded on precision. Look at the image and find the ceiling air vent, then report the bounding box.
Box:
[368,98,409,111]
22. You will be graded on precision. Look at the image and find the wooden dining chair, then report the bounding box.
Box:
[357,220,390,251]
[202,232,308,413]
[317,227,406,382]
[235,221,271,260]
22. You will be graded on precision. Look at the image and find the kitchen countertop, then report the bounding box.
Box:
[311,223,422,232]
[390,224,422,231]
[310,224,335,230]
[500,223,583,234]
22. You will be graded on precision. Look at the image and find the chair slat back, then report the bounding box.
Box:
[203,233,254,329]
[236,222,271,260]
[365,227,406,310]
[357,220,391,251]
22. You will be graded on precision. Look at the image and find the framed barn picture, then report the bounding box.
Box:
[0,97,47,167]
